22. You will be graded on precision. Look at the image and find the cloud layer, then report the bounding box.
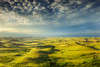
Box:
[0,0,100,37]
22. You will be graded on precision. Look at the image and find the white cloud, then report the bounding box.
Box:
[0,26,30,34]
[0,10,32,26]
[77,1,82,4]
[0,26,45,35]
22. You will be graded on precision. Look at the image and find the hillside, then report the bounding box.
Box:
[0,37,100,67]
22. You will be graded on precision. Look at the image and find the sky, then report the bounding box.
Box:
[0,0,100,37]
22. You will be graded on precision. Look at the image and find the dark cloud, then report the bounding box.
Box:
[0,0,99,16]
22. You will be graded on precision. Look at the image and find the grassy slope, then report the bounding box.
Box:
[0,37,100,67]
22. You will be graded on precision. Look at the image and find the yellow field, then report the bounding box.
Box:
[0,37,100,67]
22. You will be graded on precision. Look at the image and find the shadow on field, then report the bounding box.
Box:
[76,42,100,50]
[33,45,60,64]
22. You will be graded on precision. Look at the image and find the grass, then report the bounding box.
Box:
[0,37,100,67]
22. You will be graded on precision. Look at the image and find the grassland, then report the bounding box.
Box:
[0,37,100,67]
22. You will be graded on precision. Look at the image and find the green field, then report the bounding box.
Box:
[0,37,100,67]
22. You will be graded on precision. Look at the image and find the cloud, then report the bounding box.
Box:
[0,26,46,35]
[0,26,31,34]
[0,10,32,26]
[0,0,100,36]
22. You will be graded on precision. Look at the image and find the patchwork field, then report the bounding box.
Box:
[0,37,100,67]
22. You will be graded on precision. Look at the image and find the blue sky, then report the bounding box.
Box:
[0,0,100,37]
